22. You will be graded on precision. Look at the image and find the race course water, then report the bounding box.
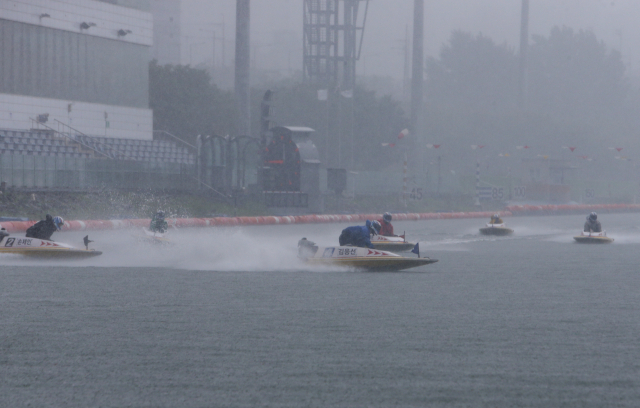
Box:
[2,213,640,407]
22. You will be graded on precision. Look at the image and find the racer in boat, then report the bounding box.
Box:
[584,212,602,233]
[149,210,168,233]
[25,214,64,241]
[338,220,381,248]
[490,214,503,224]
[377,212,397,236]
[0,227,8,244]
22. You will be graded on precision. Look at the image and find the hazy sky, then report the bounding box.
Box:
[181,0,640,79]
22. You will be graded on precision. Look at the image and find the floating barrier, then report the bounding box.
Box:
[0,211,506,233]
[2,204,639,233]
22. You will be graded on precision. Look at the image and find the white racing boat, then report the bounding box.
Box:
[298,238,437,271]
[479,223,514,236]
[0,231,102,258]
[133,227,172,245]
[573,231,613,244]
[370,234,415,252]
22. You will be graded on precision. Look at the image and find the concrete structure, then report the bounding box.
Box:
[264,126,323,213]
[0,0,153,140]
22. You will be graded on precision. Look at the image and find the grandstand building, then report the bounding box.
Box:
[0,0,152,140]
[0,0,195,191]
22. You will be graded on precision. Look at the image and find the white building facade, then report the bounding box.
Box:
[0,0,153,140]
[150,0,181,66]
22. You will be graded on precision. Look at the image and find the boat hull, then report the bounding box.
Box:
[133,228,171,245]
[479,226,514,236]
[0,236,102,258]
[573,235,613,244]
[371,242,415,252]
[371,235,415,252]
[307,256,437,271]
[300,244,437,272]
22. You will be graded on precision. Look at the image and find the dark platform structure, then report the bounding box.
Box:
[263,126,322,213]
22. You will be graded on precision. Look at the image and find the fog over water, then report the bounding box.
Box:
[2,214,640,406]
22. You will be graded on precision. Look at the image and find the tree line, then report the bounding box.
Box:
[149,26,640,170]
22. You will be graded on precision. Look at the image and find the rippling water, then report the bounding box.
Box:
[2,213,640,407]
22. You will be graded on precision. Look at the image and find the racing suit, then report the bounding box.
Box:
[339,224,375,248]
[25,216,57,241]
[0,228,8,244]
[149,216,168,233]
[377,219,395,236]
[584,219,602,233]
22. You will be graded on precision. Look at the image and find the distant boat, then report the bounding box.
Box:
[479,223,514,236]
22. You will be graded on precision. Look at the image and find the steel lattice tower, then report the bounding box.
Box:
[303,0,368,89]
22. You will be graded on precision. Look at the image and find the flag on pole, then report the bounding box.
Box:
[381,143,396,147]
[516,145,531,150]
[426,144,441,149]
[471,145,485,150]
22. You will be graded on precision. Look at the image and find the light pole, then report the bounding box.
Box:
[426,144,441,195]
[190,42,206,65]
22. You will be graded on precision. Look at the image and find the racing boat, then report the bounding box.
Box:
[573,231,613,244]
[479,223,514,236]
[298,238,437,271]
[370,234,415,252]
[0,232,102,258]
[133,227,171,245]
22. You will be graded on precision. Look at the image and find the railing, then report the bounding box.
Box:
[0,153,196,191]
[153,130,196,150]
[53,119,136,161]
[28,118,110,159]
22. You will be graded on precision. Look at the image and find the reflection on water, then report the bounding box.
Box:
[3,212,640,269]
[2,213,640,406]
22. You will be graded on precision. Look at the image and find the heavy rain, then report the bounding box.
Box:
[2,1,640,406]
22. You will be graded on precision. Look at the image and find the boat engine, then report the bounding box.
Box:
[297,237,318,259]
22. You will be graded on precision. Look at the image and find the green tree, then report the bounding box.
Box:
[423,27,635,159]
[149,61,236,146]
[527,26,628,122]
[426,31,519,112]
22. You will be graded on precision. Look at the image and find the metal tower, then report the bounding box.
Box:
[303,0,369,89]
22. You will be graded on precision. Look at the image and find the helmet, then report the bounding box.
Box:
[157,210,165,218]
[588,212,597,221]
[53,216,64,230]
[493,214,499,219]
[370,220,382,235]
[383,212,392,223]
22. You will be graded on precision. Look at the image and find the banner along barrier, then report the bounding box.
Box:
[2,204,639,233]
